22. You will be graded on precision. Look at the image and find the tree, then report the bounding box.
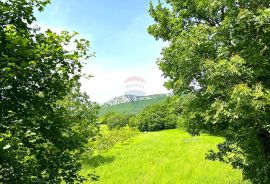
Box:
[100,112,130,130]
[148,0,270,183]
[135,103,177,132]
[0,0,98,183]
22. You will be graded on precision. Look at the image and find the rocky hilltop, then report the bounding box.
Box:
[103,94,169,106]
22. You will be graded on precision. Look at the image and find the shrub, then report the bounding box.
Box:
[164,114,178,129]
[100,112,130,130]
[135,103,177,132]
[95,127,139,152]
[127,114,137,128]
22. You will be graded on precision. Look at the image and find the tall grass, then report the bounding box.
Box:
[81,129,249,184]
[95,127,139,152]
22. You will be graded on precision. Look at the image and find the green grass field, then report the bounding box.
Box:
[99,95,166,115]
[81,129,248,184]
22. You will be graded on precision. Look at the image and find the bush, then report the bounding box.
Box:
[135,103,177,132]
[95,127,139,152]
[164,114,178,129]
[100,112,130,130]
[127,114,137,128]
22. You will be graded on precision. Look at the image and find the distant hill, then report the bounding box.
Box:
[99,94,168,115]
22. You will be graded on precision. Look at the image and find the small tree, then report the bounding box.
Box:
[100,112,129,130]
[127,114,137,128]
[136,103,177,132]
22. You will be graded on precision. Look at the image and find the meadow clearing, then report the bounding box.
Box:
[81,129,248,184]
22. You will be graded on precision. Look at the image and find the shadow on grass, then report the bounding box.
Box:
[83,155,115,168]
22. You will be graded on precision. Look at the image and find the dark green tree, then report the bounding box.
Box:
[100,112,130,130]
[0,0,98,183]
[135,102,177,132]
[149,0,270,183]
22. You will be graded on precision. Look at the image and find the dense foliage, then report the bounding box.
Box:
[94,127,138,152]
[0,0,98,183]
[149,0,270,183]
[101,96,179,132]
[135,100,178,132]
[100,112,131,130]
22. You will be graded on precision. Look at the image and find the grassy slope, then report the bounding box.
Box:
[81,129,248,184]
[99,95,166,115]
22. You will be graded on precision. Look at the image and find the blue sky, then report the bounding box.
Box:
[35,0,168,103]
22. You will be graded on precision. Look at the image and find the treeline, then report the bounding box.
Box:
[100,96,181,132]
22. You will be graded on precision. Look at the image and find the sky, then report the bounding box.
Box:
[35,0,168,103]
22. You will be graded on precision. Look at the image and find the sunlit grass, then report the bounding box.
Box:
[81,129,249,184]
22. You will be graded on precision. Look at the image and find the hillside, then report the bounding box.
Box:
[99,94,167,115]
[81,129,248,184]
